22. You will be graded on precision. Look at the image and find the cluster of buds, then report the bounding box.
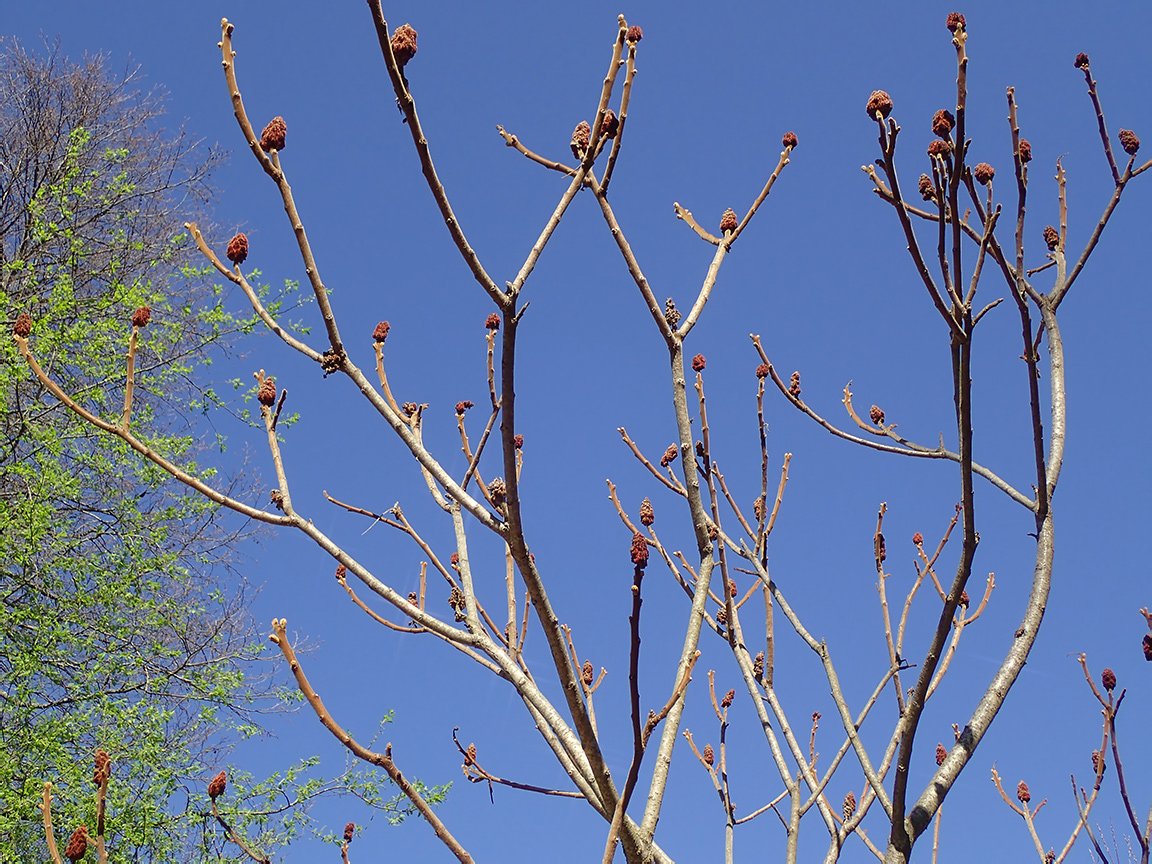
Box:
[259,117,286,152]
[570,120,591,159]
[227,232,249,264]
[936,743,947,766]
[782,131,798,149]
[582,660,594,686]
[663,297,681,326]
[257,378,277,407]
[14,312,32,338]
[789,371,802,397]
[630,531,649,568]
[485,313,501,330]
[639,497,654,526]
[1043,225,1060,251]
[919,173,937,201]
[932,109,955,138]
[702,743,715,766]
[1118,129,1141,156]
[488,477,506,506]
[660,444,678,467]
[973,162,996,185]
[719,209,738,233]
[866,90,893,120]
[870,405,885,426]
[1016,780,1031,804]
[691,353,707,372]
[208,770,227,800]
[373,321,391,343]
[391,24,418,67]
[843,791,857,820]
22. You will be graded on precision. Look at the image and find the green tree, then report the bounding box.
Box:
[0,42,428,862]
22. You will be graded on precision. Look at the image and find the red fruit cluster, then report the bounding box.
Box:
[455,400,475,414]
[756,363,770,379]
[919,173,936,201]
[1118,129,1140,156]
[1018,139,1033,163]
[720,208,738,233]
[226,232,249,264]
[514,434,524,449]
[866,90,893,120]
[1017,781,1031,804]
[132,306,151,328]
[14,312,32,338]
[721,689,735,708]
[936,743,947,766]
[64,827,88,862]
[93,749,111,786]
[582,660,594,685]
[373,321,391,343]
[946,12,966,32]
[973,162,996,184]
[630,531,649,568]
[692,353,707,372]
[571,120,591,159]
[639,497,654,526]
[600,109,619,139]
[626,25,643,44]
[257,378,277,407]
[782,131,798,149]
[259,116,286,152]
[485,313,501,330]
[789,371,802,397]
[208,770,227,800]
[1074,52,1090,70]
[843,791,857,819]
[660,444,678,467]
[703,743,714,765]
[932,109,955,138]
[1043,225,1059,251]
[391,24,418,67]
[870,405,885,426]
[927,139,951,157]
[344,822,355,843]
[912,532,924,545]
[1101,668,1116,691]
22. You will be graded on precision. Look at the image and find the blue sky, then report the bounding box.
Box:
[8,1,1152,861]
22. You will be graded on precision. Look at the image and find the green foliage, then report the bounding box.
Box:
[0,42,415,861]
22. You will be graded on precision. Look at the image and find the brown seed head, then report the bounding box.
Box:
[626,25,643,44]
[753,496,766,520]
[866,90,893,120]
[514,434,524,449]
[14,313,32,338]
[912,532,924,545]
[485,313,501,330]
[259,116,286,152]
[932,109,955,138]
[600,109,619,139]
[226,232,249,264]
[631,531,649,568]
[782,131,798,149]
[729,579,738,597]
[391,24,418,67]
[455,400,475,414]
[959,589,970,606]
[870,405,885,426]
[1102,668,1116,691]
[571,120,591,159]
[93,749,111,786]
[927,139,951,157]
[1043,225,1060,251]
[789,371,802,397]
[707,521,719,540]
[402,401,418,416]
[1017,781,1031,804]
[639,497,654,526]
[663,297,681,326]
[936,743,947,766]
[407,591,418,605]
[465,743,477,765]
[660,444,678,467]
[344,822,355,843]
[582,660,594,685]
[1092,749,1106,775]
[131,306,151,328]
[257,378,276,407]
[720,208,738,233]
[269,489,284,510]
[373,321,391,343]
[753,651,765,678]
[973,162,996,185]
[65,826,89,862]
[692,353,707,372]
[208,770,227,800]
[488,477,507,506]
[721,689,735,708]
[1018,139,1033,163]
[1119,129,1140,156]
[1045,852,1055,864]
[449,586,464,609]
[715,606,727,626]
[703,743,714,766]
[918,173,936,201]
[843,791,857,820]
[1074,52,1090,70]
[946,12,966,32]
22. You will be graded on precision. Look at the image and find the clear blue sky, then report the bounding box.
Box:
[8,2,1151,861]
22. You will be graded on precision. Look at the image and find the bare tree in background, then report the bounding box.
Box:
[15,7,1151,863]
